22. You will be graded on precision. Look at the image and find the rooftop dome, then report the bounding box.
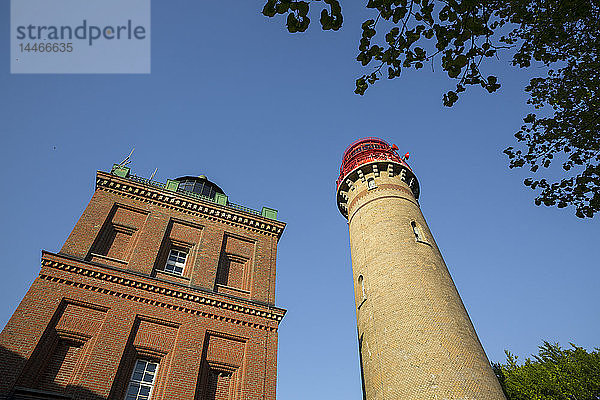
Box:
[175,175,225,200]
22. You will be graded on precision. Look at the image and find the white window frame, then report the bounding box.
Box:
[125,359,159,400]
[164,248,187,276]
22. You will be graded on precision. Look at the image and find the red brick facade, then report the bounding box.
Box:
[0,170,286,400]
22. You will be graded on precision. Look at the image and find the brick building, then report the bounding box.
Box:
[336,138,506,400]
[0,165,286,400]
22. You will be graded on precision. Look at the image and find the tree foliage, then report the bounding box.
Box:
[262,0,600,218]
[493,342,600,400]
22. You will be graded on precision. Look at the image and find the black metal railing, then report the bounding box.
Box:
[129,175,167,189]
[175,187,214,203]
[227,202,261,216]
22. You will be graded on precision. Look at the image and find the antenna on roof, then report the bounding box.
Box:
[118,148,135,166]
[149,167,158,181]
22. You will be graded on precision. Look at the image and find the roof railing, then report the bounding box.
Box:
[126,174,266,218]
[226,202,262,216]
[128,175,167,190]
[336,138,407,188]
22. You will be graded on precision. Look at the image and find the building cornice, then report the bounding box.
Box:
[41,252,286,332]
[96,171,286,239]
[336,160,419,218]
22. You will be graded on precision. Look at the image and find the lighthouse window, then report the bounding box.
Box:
[358,275,366,301]
[367,178,377,190]
[411,221,426,243]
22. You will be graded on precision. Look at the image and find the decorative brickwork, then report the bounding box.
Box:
[0,170,285,400]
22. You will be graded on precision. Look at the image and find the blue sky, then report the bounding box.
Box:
[1,2,599,399]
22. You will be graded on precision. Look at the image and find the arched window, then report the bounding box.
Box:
[367,178,377,190]
[358,275,366,300]
[411,221,424,242]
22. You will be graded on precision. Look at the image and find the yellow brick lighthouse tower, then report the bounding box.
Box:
[335,137,506,400]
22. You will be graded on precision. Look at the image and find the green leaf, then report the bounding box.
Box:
[262,0,278,17]
[443,90,458,107]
